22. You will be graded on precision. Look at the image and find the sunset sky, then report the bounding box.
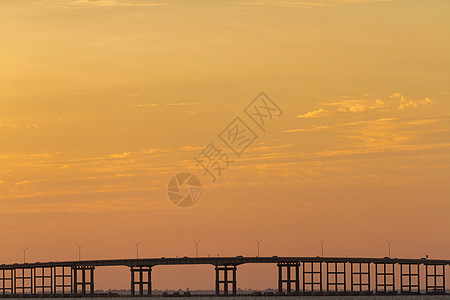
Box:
[1,0,449,291]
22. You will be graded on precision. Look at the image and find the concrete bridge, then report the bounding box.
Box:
[0,256,449,296]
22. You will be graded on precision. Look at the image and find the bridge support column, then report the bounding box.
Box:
[425,264,446,294]
[130,266,152,296]
[326,262,346,293]
[215,265,237,296]
[0,269,14,295]
[350,262,370,294]
[302,261,323,294]
[13,267,33,296]
[33,267,53,295]
[73,266,95,296]
[399,263,420,294]
[277,262,300,294]
[53,266,72,295]
[375,262,395,294]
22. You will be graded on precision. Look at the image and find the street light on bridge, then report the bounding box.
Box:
[193,240,200,258]
[386,240,393,258]
[77,244,83,261]
[135,242,141,259]
[320,240,326,257]
[22,248,28,264]
[256,240,262,257]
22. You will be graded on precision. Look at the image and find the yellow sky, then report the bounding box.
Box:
[1,0,449,290]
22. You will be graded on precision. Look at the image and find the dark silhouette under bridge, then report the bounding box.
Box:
[0,256,449,297]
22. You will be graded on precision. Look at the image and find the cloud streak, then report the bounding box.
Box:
[40,0,167,8]
[297,93,433,119]
[231,0,392,9]
[296,108,329,118]
[133,102,200,108]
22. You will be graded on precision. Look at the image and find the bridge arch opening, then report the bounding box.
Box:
[152,264,214,295]
[235,263,277,294]
[93,266,130,295]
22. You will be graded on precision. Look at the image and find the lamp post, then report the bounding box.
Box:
[77,244,83,261]
[386,240,393,258]
[320,240,326,257]
[135,242,141,259]
[256,240,262,257]
[193,240,200,258]
[22,248,28,263]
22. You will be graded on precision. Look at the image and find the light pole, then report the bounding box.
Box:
[22,248,28,263]
[386,240,393,258]
[256,240,262,257]
[320,240,326,257]
[193,240,200,258]
[135,242,141,259]
[77,244,83,261]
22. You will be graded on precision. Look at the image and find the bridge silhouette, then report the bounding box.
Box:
[1,256,448,297]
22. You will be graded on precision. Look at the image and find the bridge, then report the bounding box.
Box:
[1,256,449,297]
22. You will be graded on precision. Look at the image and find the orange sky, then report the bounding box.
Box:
[1,0,449,291]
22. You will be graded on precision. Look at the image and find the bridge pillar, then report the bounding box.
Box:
[215,265,237,296]
[302,261,323,294]
[73,266,95,296]
[53,266,72,295]
[375,262,395,294]
[13,267,33,296]
[33,267,53,295]
[0,269,14,295]
[399,263,420,294]
[425,264,446,294]
[277,262,300,294]
[130,266,152,296]
[326,262,346,293]
[350,262,370,294]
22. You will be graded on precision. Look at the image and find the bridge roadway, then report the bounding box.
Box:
[1,256,450,268]
[0,256,449,296]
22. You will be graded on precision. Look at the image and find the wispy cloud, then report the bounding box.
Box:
[166,102,201,106]
[0,123,40,129]
[284,125,331,132]
[232,0,392,9]
[297,93,433,118]
[285,116,447,133]
[19,148,162,167]
[0,152,59,161]
[320,99,387,113]
[233,1,327,8]
[135,104,160,107]
[296,108,329,118]
[40,0,168,8]
[133,102,200,108]
[391,92,432,110]
[285,115,450,161]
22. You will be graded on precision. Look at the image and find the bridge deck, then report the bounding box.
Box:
[1,256,449,269]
